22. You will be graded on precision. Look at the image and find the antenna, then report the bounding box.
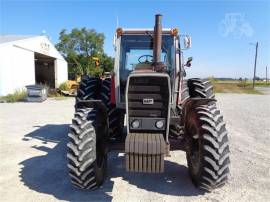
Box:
[116,15,119,28]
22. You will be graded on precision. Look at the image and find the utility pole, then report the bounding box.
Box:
[266,66,268,85]
[252,42,258,89]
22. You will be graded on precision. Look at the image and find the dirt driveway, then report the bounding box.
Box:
[0,94,269,202]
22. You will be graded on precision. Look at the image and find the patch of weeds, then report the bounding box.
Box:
[0,89,27,103]
[59,81,70,91]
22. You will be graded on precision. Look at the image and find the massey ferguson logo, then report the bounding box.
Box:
[143,98,154,105]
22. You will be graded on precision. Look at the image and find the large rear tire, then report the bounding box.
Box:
[67,107,108,189]
[185,104,230,191]
[76,76,100,102]
[188,78,214,99]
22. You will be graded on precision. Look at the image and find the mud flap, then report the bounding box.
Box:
[125,133,166,173]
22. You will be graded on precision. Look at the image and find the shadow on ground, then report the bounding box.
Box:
[19,124,204,201]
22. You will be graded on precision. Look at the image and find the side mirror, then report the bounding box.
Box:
[184,36,192,49]
[185,57,193,67]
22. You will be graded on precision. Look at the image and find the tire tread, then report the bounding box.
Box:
[67,108,98,189]
[191,105,230,191]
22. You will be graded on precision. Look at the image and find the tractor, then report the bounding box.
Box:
[67,14,230,191]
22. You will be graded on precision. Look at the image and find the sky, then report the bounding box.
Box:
[0,0,270,78]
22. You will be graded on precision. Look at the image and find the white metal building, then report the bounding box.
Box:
[0,35,68,96]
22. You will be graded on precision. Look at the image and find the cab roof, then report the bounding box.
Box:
[119,28,175,35]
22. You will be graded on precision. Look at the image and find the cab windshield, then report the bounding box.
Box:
[119,34,175,102]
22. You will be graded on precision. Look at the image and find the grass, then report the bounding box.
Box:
[0,89,27,103]
[0,83,74,103]
[211,80,265,94]
[59,81,70,91]
[249,81,270,87]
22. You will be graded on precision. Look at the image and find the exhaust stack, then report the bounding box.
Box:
[153,14,162,63]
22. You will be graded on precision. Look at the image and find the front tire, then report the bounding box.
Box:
[67,108,108,189]
[185,104,230,191]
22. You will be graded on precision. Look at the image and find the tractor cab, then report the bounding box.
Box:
[113,28,179,105]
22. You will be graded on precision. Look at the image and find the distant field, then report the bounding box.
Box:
[211,80,269,94]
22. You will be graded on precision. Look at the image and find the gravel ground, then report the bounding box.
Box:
[256,87,270,95]
[0,94,270,202]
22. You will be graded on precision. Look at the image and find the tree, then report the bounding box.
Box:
[255,76,261,81]
[56,28,113,76]
[99,53,114,72]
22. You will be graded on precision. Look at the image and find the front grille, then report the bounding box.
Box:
[128,76,169,118]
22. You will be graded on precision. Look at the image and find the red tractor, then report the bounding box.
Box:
[67,14,230,191]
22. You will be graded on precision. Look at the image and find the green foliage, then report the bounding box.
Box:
[59,81,70,91]
[0,89,27,103]
[56,28,114,76]
[88,67,103,77]
[99,53,114,72]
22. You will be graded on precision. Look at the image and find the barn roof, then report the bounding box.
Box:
[0,35,38,44]
[0,35,65,61]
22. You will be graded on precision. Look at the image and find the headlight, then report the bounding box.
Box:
[131,120,140,129]
[155,120,164,129]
